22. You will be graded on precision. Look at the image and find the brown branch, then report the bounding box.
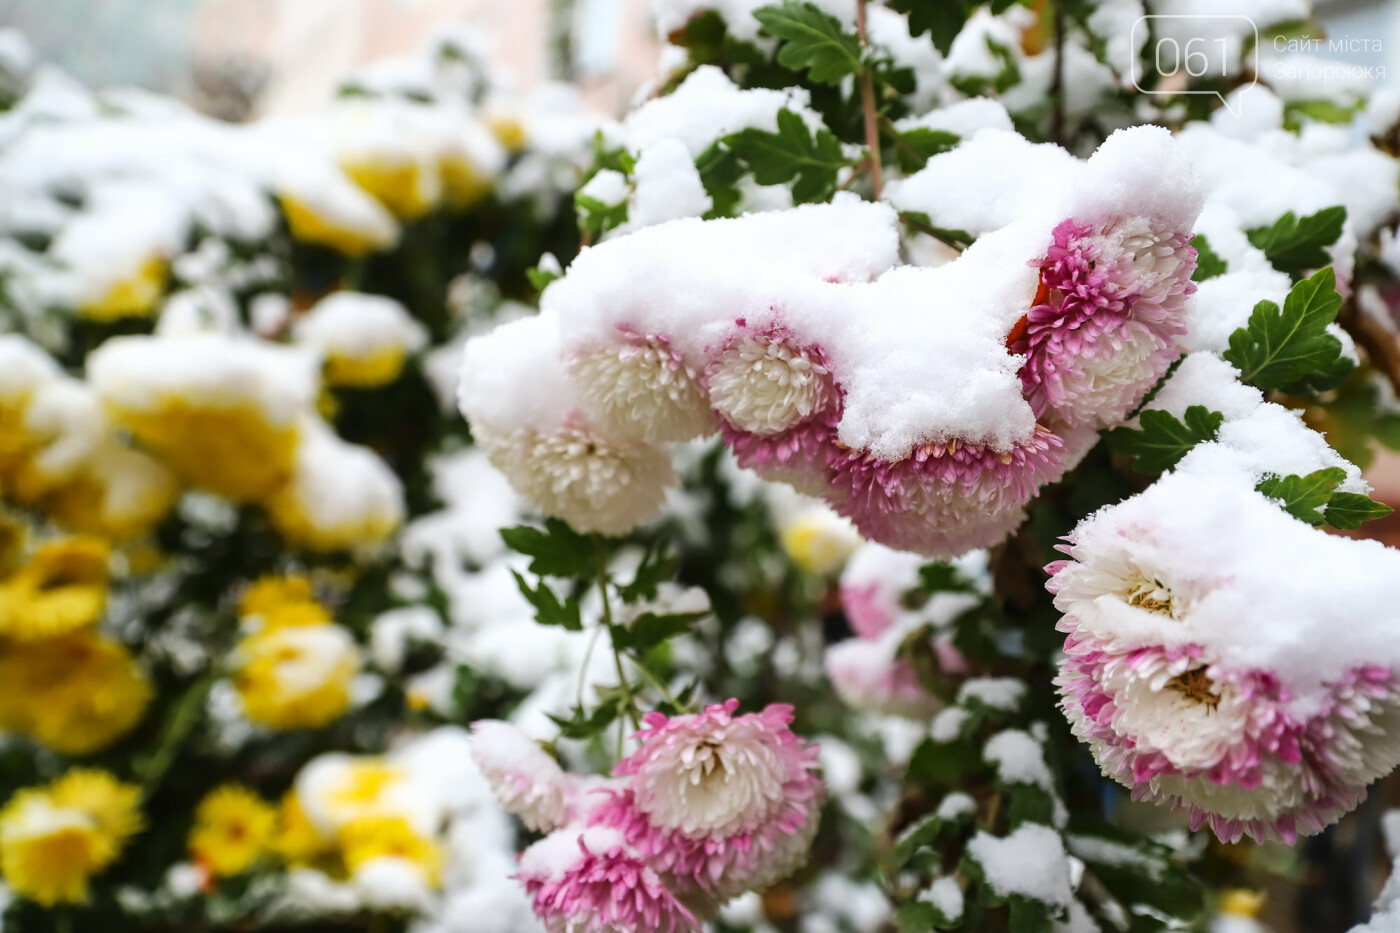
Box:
[1338,297,1400,400]
[855,0,883,200]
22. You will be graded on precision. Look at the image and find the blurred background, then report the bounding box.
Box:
[1,0,1394,120]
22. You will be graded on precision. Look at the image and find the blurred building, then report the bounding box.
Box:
[192,0,662,116]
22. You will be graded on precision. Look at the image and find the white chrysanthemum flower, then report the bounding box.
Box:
[706,335,834,436]
[569,334,716,443]
[473,421,676,537]
[470,721,570,832]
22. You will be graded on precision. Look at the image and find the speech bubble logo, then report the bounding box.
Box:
[1130,15,1259,117]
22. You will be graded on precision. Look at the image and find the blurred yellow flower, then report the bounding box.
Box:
[0,770,142,906]
[0,632,153,755]
[440,155,493,212]
[233,622,360,730]
[112,399,300,503]
[339,815,441,885]
[0,537,109,641]
[485,111,527,152]
[239,574,316,620]
[1220,889,1266,917]
[779,508,863,577]
[273,791,336,870]
[343,158,439,221]
[188,785,277,877]
[77,257,168,322]
[40,442,179,542]
[279,193,398,257]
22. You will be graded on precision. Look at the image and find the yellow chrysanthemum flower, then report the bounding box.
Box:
[0,770,142,906]
[188,785,277,877]
[233,623,360,730]
[0,537,109,641]
[239,574,316,620]
[342,158,439,221]
[779,508,863,577]
[279,193,399,257]
[440,155,493,212]
[339,815,441,885]
[112,399,300,503]
[273,791,337,870]
[40,442,179,542]
[0,633,153,755]
[76,256,168,322]
[485,111,527,152]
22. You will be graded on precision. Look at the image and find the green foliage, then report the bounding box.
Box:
[500,519,596,577]
[612,610,709,652]
[510,570,583,630]
[892,127,960,173]
[1256,468,1393,529]
[724,108,852,203]
[889,0,970,55]
[1246,206,1347,276]
[1222,267,1353,394]
[1191,233,1227,282]
[695,141,746,218]
[548,691,629,739]
[575,193,629,241]
[754,2,863,85]
[1107,406,1224,474]
[526,265,562,291]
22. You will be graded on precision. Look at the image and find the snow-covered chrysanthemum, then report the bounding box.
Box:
[825,638,944,720]
[1050,471,1400,844]
[830,425,1070,558]
[470,721,571,832]
[518,826,698,933]
[569,331,716,443]
[707,333,836,436]
[1013,216,1196,428]
[460,314,679,536]
[591,700,823,899]
[472,420,676,537]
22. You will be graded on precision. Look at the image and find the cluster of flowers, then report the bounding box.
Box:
[472,702,823,933]
[459,123,1201,557]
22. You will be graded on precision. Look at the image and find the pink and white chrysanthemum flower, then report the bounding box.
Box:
[828,425,1068,558]
[569,329,717,444]
[825,637,949,720]
[707,332,838,437]
[518,826,699,933]
[591,700,824,900]
[1051,537,1400,845]
[471,720,572,832]
[1014,216,1197,428]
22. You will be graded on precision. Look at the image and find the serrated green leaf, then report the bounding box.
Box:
[1324,491,1394,529]
[889,0,969,55]
[694,142,744,219]
[511,570,583,630]
[500,520,596,577]
[897,901,941,933]
[1246,206,1347,275]
[1222,267,1353,393]
[724,108,851,203]
[612,610,707,652]
[548,697,624,739]
[1107,406,1224,474]
[754,1,862,84]
[1256,468,1346,524]
[892,127,960,173]
[617,542,679,603]
[1191,233,1227,282]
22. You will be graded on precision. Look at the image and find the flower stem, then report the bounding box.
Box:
[595,539,641,731]
[141,672,216,799]
[855,0,883,200]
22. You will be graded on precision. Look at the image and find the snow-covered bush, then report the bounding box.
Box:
[3,0,1400,930]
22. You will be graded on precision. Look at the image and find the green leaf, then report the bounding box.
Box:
[1324,491,1394,529]
[1007,897,1056,933]
[1256,468,1346,524]
[575,193,629,240]
[511,570,583,630]
[754,1,862,85]
[1222,267,1353,393]
[617,543,680,603]
[907,736,979,789]
[612,610,708,652]
[917,562,978,595]
[694,141,744,219]
[889,0,969,55]
[1191,233,1227,282]
[500,519,596,577]
[896,902,942,933]
[548,696,625,739]
[1246,206,1347,275]
[892,127,960,174]
[1284,99,1362,131]
[892,813,947,869]
[898,210,975,250]
[1107,406,1224,474]
[724,108,851,204]
[526,265,562,291]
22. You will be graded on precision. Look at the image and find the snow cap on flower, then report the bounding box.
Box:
[459,313,677,535]
[1051,468,1400,843]
[470,720,572,832]
[293,291,428,388]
